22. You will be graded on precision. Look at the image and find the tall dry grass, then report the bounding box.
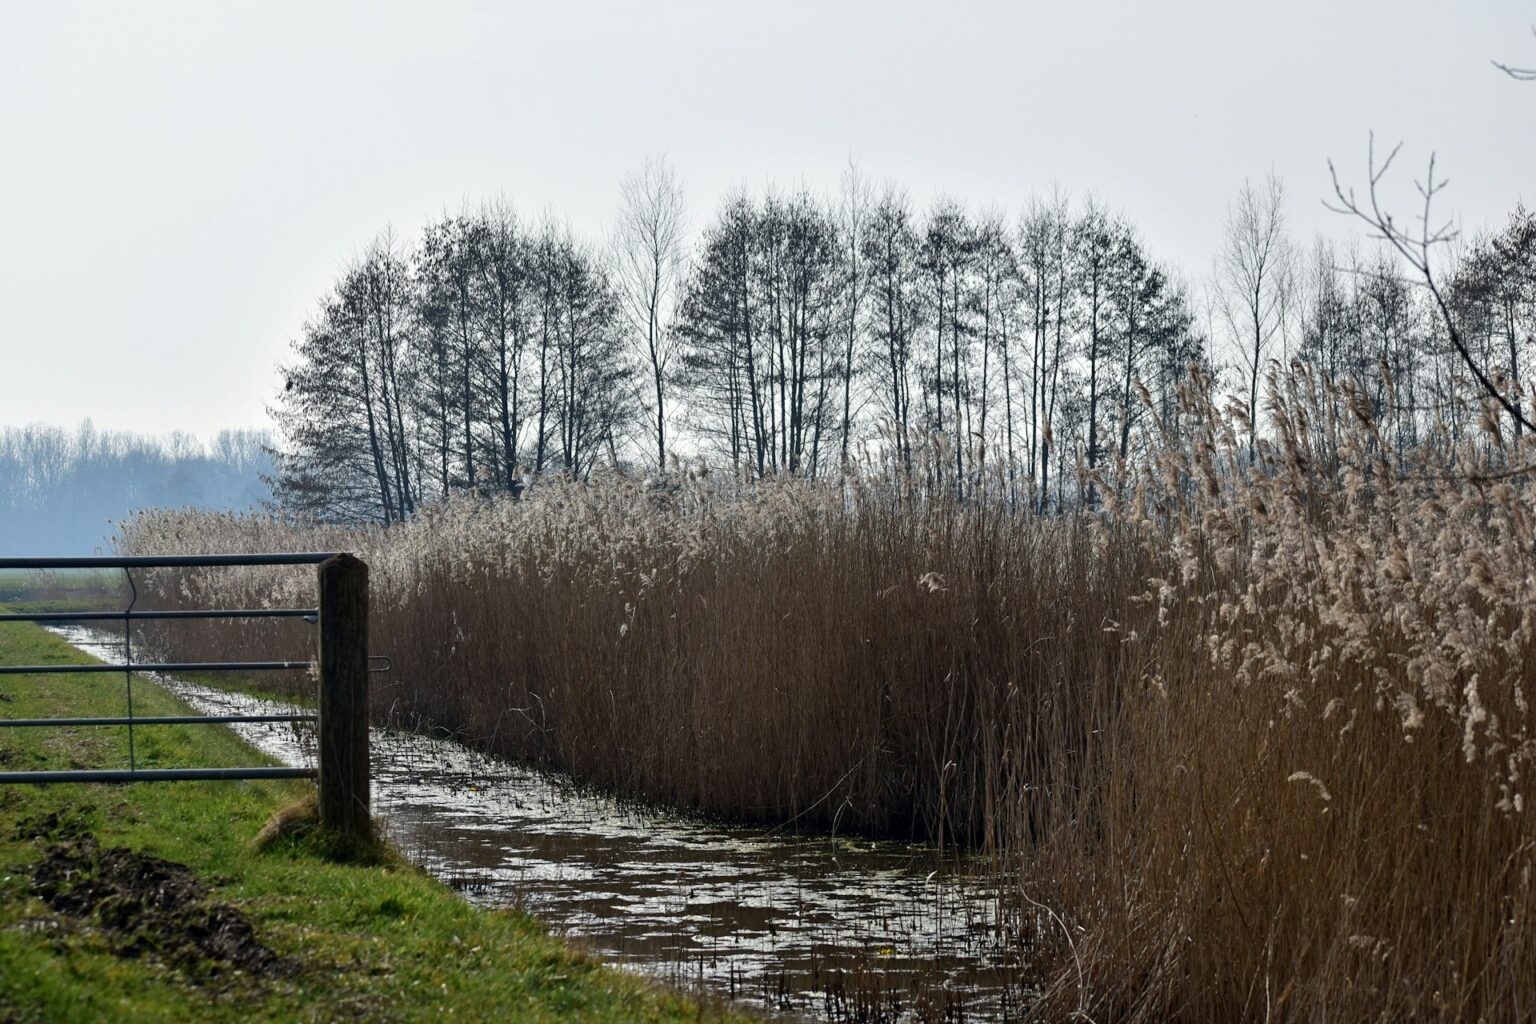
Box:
[119,471,1154,846]
[1020,370,1536,1021]
[117,367,1536,1020]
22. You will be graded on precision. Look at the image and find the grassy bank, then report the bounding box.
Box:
[0,619,745,1023]
[0,569,124,618]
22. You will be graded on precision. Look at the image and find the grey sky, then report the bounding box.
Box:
[2,1,1531,438]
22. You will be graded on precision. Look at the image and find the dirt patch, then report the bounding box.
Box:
[29,833,295,985]
[13,806,95,844]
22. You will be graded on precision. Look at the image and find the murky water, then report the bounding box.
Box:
[54,627,1030,1022]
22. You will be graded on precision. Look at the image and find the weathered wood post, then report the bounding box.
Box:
[317,553,369,840]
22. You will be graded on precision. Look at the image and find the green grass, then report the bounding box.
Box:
[0,618,747,1023]
[168,668,318,711]
[0,570,123,606]
[0,600,105,616]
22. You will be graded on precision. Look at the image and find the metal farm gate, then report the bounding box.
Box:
[0,553,372,840]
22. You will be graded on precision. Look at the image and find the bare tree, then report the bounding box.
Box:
[1021,190,1075,512]
[275,238,417,524]
[1213,173,1293,457]
[973,210,1016,494]
[614,156,687,471]
[1075,197,1115,501]
[836,161,872,464]
[477,198,530,490]
[1328,136,1536,438]
[418,214,487,489]
[863,186,921,474]
[267,159,1530,522]
[919,199,975,490]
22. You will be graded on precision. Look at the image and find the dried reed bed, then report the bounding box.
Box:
[117,370,1536,1021]
[119,475,1153,845]
[1023,370,1536,1022]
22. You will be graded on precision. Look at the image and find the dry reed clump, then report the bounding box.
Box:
[116,366,1536,1020]
[1023,367,1536,1022]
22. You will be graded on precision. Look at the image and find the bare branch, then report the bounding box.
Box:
[1492,25,1536,80]
[1326,137,1536,436]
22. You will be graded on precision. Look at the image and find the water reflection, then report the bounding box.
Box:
[54,627,1028,1022]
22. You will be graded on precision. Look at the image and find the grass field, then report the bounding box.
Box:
[0,618,746,1023]
[0,569,122,606]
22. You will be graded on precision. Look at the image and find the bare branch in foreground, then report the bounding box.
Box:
[1325,135,1536,436]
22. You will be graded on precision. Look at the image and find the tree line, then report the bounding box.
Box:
[272,161,1536,521]
[0,423,271,555]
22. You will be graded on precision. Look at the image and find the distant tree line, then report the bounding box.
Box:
[0,423,272,555]
[272,161,1536,521]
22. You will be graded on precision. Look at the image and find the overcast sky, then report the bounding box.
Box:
[2,1,1531,438]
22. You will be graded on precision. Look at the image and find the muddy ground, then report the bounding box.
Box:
[15,807,296,991]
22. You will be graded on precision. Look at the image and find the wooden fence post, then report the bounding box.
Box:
[317,553,369,840]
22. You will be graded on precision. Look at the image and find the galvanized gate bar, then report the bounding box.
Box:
[1,551,370,842]
[0,609,318,623]
[0,767,316,784]
[0,661,311,675]
[0,714,317,728]
[0,554,338,569]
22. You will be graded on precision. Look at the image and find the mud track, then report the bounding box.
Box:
[21,810,294,985]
